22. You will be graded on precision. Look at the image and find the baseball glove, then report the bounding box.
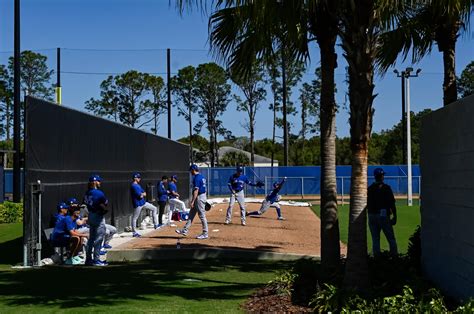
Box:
[255,181,265,188]
[205,202,212,211]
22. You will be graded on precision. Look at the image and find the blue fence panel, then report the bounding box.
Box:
[3,169,25,196]
[203,165,420,196]
[2,166,419,197]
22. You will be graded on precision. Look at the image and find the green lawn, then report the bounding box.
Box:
[311,200,420,254]
[0,223,290,313]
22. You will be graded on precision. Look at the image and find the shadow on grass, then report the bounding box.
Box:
[0,259,292,309]
[0,237,23,265]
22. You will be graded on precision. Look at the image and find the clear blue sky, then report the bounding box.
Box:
[0,0,472,141]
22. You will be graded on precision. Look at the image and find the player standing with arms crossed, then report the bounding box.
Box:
[130,173,159,237]
[175,164,209,239]
[167,175,187,222]
[246,177,287,220]
[225,166,264,226]
[83,174,108,266]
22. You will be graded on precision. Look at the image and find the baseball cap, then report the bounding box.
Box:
[132,172,141,179]
[273,182,279,189]
[57,202,68,211]
[66,197,79,206]
[373,168,385,177]
[236,166,244,173]
[89,174,102,182]
[171,175,178,181]
[189,164,199,171]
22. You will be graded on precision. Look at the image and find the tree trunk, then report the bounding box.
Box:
[6,99,11,140]
[318,33,340,272]
[209,116,215,167]
[250,122,255,167]
[341,1,376,290]
[437,23,459,106]
[271,94,277,169]
[188,105,193,163]
[282,51,289,166]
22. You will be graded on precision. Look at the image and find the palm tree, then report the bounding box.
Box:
[207,0,342,270]
[339,0,406,290]
[377,0,474,106]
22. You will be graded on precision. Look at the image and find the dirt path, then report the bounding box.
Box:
[116,203,347,257]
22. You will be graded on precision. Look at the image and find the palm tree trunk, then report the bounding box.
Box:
[319,33,340,272]
[439,25,459,106]
[341,1,376,290]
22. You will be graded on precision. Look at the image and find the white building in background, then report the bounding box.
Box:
[195,146,278,168]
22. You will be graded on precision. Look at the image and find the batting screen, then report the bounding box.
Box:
[24,97,190,265]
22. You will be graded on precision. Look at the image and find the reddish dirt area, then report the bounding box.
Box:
[117,202,347,256]
[242,285,312,313]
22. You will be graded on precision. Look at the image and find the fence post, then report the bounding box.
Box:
[301,177,304,199]
[341,178,344,206]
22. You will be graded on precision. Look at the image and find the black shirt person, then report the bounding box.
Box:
[367,168,398,257]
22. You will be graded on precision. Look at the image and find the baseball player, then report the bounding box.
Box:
[175,164,209,239]
[157,176,169,227]
[67,197,116,250]
[130,172,159,237]
[83,174,108,266]
[225,166,264,226]
[246,177,287,220]
[167,175,187,222]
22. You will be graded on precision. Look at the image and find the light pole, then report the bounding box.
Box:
[394,67,421,206]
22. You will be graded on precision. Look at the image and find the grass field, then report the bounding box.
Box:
[311,200,420,254]
[0,223,290,313]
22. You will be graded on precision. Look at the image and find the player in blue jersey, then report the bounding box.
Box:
[83,174,109,266]
[167,175,187,222]
[51,202,86,265]
[246,177,287,220]
[225,166,264,226]
[130,173,159,237]
[157,176,169,227]
[176,164,209,239]
[67,197,116,250]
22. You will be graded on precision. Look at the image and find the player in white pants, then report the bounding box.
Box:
[225,166,264,226]
[167,175,187,222]
[130,172,159,237]
[247,177,287,220]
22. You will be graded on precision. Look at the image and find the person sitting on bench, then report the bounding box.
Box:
[51,202,87,265]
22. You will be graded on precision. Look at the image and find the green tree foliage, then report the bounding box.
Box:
[172,66,199,160]
[231,61,267,165]
[85,71,165,130]
[0,65,13,140]
[219,151,250,167]
[0,51,54,141]
[193,63,232,167]
[145,75,167,135]
[8,50,54,100]
[458,60,474,98]
[377,1,473,106]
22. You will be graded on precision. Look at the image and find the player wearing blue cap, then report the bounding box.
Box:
[175,164,209,239]
[67,197,116,250]
[246,177,287,220]
[225,166,264,226]
[167,175,187,222]
[51,202,86,265]
[83,174,109,266]
[367,168,398,257]
[156,176,169,227]
[131,172,159,237]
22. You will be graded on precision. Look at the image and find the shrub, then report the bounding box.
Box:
[268,270,296,296]
[407,225,422,272]
[0,202,23,223]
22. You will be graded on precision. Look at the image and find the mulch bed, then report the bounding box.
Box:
[242,285,312,313]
